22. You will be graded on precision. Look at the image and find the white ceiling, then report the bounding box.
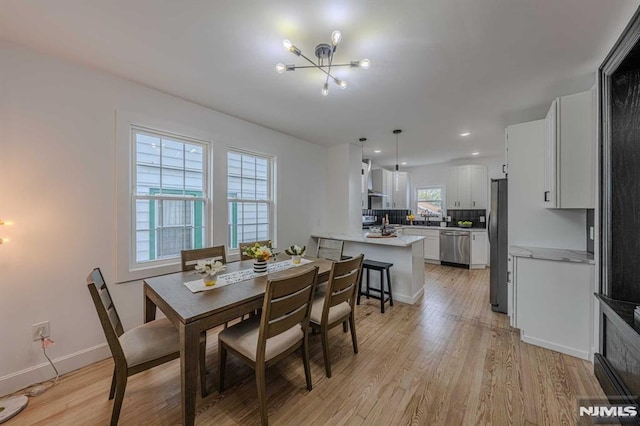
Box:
[1,0,638,167]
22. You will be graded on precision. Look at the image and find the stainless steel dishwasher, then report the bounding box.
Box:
[439,230,470,265]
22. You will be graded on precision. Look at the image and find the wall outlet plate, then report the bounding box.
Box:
[480,216,486,223]
[32,321,50,341]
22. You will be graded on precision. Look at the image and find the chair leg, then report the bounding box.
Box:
[387,267,394,306]
[366,268,370,299]
[108,368,117,400]
[302,335,313,391]
[255,363,269,426]
[342,321,348,333]
[357,271,363,305]
[218,343,227,392]
[380,270,385,314]
[110,371,127,426]
[349,314,359,354]
[199,331,208,398]
[320,326,332,378]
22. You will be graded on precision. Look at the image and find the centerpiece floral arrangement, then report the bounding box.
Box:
[285,245,306,264]
[194,259,226,286]
[243,241,273,261]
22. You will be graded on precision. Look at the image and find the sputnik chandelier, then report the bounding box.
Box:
[276,30,370,96]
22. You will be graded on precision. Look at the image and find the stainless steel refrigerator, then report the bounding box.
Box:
[489,178,508,313]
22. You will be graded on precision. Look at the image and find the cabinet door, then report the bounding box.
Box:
[424,230,440,260]
[445,167,459,209]
[392,172,408,209]
[544,99,558,208]
[470,232,487,265]
[470,165,488,209]
[385,170,394,208]
[456,166,472,209]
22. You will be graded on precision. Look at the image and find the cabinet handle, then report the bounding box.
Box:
[502,164,506,174]
[472,234,475,240]
[473,201,475,207]
[544,191,550,202]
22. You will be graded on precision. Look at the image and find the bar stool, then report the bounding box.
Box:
[357,259,394,313]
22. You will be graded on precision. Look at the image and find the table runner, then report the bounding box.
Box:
[183,258,313,293]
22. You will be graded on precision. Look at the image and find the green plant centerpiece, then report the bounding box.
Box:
[285,245,306,264]
[194,259,226,286]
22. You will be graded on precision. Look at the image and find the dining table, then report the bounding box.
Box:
[143,255,333,426]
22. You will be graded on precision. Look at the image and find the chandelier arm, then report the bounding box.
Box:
[289,64,353,69]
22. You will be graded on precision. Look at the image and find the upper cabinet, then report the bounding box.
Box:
[446,165,487,209]
[371,169,408,209]
[544,90,595,208]
[392,172,409,209]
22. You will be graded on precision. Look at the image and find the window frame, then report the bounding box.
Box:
[226,148,275,253]
[415,185,444,219]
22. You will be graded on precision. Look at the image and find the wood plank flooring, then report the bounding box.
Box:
[7,264,603,425]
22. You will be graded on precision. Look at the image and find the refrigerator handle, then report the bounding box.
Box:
[487,212,492,242]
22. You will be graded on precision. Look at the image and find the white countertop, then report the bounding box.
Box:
[509,245,595,265]
[311,232,425,247]
[399,225,487,232]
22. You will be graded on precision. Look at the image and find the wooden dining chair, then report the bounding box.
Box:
[316,238,344,261]
[181,245,226,271]
[239,240,272,261]
[180,245,228,397]
[310,254,364,378]
[218,265,319,426]
[86,268,180,426]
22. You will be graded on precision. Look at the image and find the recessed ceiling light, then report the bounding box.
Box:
[471,151,479,156]
[374,149,381,153]
[460,131,471,137]
[401,162,407,165]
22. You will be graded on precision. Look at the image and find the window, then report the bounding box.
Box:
[227,150,273,249]
[416,186,443,218]
[133,127,208,264]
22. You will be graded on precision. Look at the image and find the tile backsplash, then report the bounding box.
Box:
[446,209,487,229]
[362,208,486,228]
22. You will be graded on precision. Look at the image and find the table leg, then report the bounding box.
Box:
[180,323,200,426]
[144,293,157,323]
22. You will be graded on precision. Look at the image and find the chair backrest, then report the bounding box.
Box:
[316,238,344,261]
[321,254,364,323]
[87,268,126,364]
[239,240,272,261]
[181,246,227,271]
[257,266,318,360]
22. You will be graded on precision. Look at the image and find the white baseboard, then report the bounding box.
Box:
[521,334,590,360]
[394,286,425,305]
[0,343,111,397]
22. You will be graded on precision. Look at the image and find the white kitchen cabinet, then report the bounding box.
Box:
[392,172,409,209]
[446,165,487,210]
[511,255,594,360]
[544,90,595,208]
[401,228,440,261]
[361,162,369,208]
[371,168,394,209]
[470,231,487,268]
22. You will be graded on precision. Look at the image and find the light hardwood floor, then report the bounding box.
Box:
[8,265,603,425]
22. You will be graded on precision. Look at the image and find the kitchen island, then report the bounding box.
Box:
[310,232,425,304]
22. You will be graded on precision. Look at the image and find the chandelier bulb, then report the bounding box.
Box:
[276,63,286,74]
[283,39,292,50]
[331,30,342,46]
[322,83,329,96]
[360,58,371,69]
[335,79,347,89]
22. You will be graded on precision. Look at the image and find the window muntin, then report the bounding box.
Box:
[133,127,208,264]
[416,186,443,218]
[227,151,273,249]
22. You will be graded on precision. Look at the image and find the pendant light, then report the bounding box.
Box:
[393,129,402,191]
[360,137,367,193]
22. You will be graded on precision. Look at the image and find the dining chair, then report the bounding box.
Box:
[316,238,345,261]
[218,265,319,426]
[310,254,364,378]
[181,245,227,271]
[239,240,272,261]
[180,245,228,397]
[86,268,180,426]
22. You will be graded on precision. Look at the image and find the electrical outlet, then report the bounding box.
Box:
[32,321,50,341]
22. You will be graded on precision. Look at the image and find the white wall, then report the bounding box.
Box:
[0,41,328,395]
[324,143,362,235]
[405,154,506,215]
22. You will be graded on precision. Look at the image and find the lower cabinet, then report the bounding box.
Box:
[423,230,440,261]
[511,256,594,360]
[470,231,487,268]
[400,228,486,265]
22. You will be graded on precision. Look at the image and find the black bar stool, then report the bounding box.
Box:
[357,259,394,313]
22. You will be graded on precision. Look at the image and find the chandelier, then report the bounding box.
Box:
[276,30,370,96]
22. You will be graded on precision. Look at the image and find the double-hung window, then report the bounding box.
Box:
[416,186,443,218]
[133,127,208,265]
[227,150,273,249]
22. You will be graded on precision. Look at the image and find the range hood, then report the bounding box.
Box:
[368,189,386,197]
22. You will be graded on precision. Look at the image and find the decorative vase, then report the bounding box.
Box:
[291,255,302,265]
[203,272,218,287]
[253,259,268,274]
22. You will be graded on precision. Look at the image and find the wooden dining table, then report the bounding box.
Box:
[143,256,333,426]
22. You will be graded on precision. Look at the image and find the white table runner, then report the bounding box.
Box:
[183,258,313,293]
